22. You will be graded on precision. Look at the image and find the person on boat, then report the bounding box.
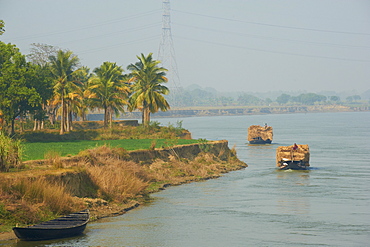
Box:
[264,123,268,129]
[291,143,298,161]
[292,143,298,151]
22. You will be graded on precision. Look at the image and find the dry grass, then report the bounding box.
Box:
[146,152,226,185]
[80,145,149,202]
[44,150,63,169]
[0,177,84,226]
[87,161,149,202]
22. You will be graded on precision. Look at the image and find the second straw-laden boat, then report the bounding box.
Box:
[276,144,310,170]
[247,125,273,144]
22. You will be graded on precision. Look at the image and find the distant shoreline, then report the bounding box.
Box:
[87,104,370,121]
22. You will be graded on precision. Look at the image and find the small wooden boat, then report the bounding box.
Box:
[13,209,89,241]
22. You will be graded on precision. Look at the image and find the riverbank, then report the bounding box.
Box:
[0,140,247,241]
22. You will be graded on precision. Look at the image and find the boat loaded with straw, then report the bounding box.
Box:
[276,144,310,170]
[247,125,273,144]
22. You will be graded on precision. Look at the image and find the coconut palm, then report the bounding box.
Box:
[49,50,79,134]
[73,66,93,121]
[89,62,130,128]
[127,53,170,126]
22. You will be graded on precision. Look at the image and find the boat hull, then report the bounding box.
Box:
[13,209,89,241]
[249,139,272,144]
[13,224,87,241]
[278,161,309,170]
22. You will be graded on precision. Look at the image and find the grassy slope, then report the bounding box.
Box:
[22,139,199,161]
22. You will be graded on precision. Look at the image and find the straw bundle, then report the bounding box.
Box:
[247,125,273,142]
[276,144,310,167]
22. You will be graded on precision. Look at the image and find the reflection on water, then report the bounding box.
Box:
[276,170,311,215]
[276,170,310,186]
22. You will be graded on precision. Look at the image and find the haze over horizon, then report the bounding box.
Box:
[1,0,369,94]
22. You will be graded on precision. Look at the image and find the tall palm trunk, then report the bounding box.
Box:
[66,102,70,132]
[142,103,150,127]
[109,107,113,129]
[60,92,65,135]
[104,105,109,128]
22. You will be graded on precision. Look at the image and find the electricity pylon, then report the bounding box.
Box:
[158,0,182,107]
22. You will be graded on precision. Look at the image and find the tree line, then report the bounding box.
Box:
[168,87,364,107]
[0,25,170,135]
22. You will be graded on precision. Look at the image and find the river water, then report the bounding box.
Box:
[5,111,370,246]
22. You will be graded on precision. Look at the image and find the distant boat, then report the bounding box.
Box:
[276,144,310,170]
[247,125,273,144]
[13,209,89,241]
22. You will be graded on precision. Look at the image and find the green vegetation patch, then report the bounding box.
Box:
[22,139,199,161]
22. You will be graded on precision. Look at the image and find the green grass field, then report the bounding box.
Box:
[22,139,200,161]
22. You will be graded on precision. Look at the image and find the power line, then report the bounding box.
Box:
[175,35,370,63]
[10,9,161,42]
[56,22,161,46]
[173,9,370,36]
[174,23,370,50]
[78,35,161,55]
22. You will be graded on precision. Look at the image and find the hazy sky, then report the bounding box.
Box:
[1,0,369,94]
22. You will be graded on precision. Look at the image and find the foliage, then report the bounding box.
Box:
[237,93,263,105]
[0,42,43,135]
[89,62,130,128]
[276,93,327,105]
[127,53,170,126]
[329,96,340,102]
[0,20,4,35]
[72,66,92,121]
[49,50,80,134]
[276,93,291,104]
[27,43,59,66]
[292,93,327,105]
[0,132,23,171]
[346,95,361,102]
[197,138,211,152]
[166,120,184,136]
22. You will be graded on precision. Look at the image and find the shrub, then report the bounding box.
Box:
[44,150,63,169]
[0,132,23,172]
[198,138,211,152]
[149,140,157,150]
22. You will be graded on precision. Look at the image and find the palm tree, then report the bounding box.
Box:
[89,62,130,128]
[73,66,93,121]
[49,50,79,134]
[127,53,170,127]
